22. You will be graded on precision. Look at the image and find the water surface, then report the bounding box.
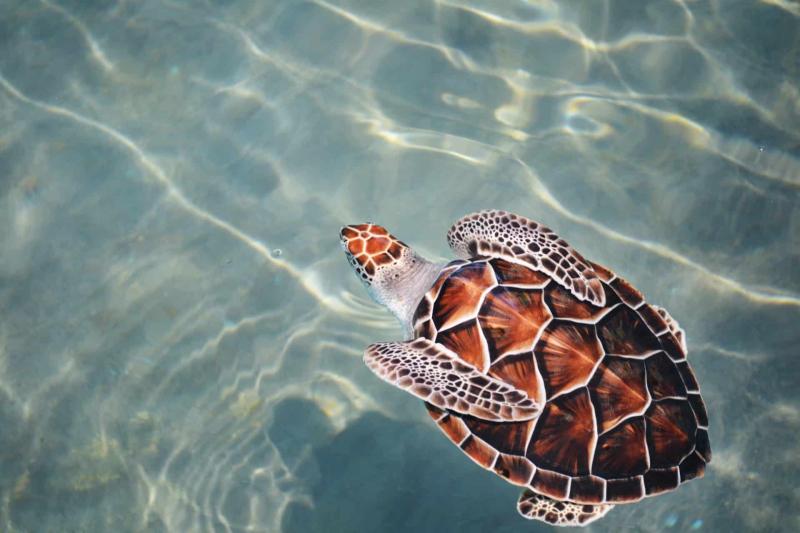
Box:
[1,1,799,531]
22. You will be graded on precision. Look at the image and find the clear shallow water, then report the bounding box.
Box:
[0,0,799,531]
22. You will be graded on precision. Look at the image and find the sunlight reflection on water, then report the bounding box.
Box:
[0,0,798,532]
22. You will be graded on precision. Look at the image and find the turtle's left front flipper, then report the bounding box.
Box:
[364,338,540,422]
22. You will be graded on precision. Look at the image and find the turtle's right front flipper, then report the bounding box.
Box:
[447,210,606,306]
[364,338,540,422]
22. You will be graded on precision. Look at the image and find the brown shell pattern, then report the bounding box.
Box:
[416,258,709,505]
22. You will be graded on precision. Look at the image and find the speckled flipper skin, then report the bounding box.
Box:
[517,490,613,526]
[447,210,606,307]
[364,338,541,422]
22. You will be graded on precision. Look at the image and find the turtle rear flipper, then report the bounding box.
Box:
[653,304,688,353]
[364,338,540,422]
[447,210,606,306]
[517,489,614,527]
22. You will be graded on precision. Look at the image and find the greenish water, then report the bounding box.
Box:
[0,1,798,531]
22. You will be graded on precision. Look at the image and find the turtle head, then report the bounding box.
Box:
[340,223,410,285]
[340,223,443,334]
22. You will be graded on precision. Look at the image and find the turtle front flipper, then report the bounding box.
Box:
[517,490,614,527]
[447,210,605,306]
[364,338,540,422]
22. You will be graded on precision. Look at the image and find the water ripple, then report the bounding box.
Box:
[1,1,797,531]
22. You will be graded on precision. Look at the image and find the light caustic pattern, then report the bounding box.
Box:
[0,0,798,532]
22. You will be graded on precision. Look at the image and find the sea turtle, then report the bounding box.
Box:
[340,210,710,527]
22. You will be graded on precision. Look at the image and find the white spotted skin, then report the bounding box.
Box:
[517,490,614,526]
[447,210,606,306]
[364,338,540,422]
[368,248,445,337]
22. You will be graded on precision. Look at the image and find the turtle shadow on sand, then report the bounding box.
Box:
[277,399,543,533]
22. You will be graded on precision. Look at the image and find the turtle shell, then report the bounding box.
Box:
[412,258,710,505]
